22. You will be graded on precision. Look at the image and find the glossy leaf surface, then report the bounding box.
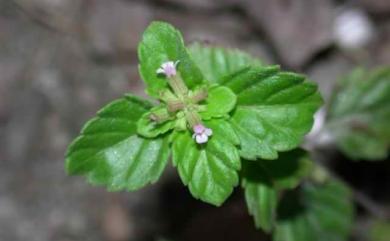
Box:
[189,43,262,84]
[138,22,204,98]
[172,119,240,206]
[226,66,322,159]
[66,95,170,191]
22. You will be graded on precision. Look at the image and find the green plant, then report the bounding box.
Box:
[65,21,358,240]
[326,68,390,160]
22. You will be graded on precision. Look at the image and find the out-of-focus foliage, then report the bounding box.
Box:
[369,220,390,241]
[327,67,390,160]
[274,180,354,241]
[241,149,312,232]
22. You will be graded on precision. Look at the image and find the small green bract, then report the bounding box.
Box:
[65,21,328,237]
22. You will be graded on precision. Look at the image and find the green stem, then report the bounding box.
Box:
[191,88,208,103]
[184,109,201,128]
[167,100,185,113]
[149,108,171,123]
[168,74,188,97]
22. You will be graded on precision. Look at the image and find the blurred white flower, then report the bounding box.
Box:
[333,9,375,49]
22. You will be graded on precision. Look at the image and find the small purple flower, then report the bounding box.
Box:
[192,124,212,144]
[156,61,179,78]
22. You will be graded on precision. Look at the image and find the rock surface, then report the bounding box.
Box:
[243,0,334,68]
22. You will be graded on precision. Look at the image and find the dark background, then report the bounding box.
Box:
[0,0,389,241]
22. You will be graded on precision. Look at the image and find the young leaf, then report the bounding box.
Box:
[172,119,240,206]
[200,85,237,120]
[66,95,170,191]
[189,43,262,84]
[274,180,354,241]
[137,106,176,138]
[241,149,312,231]
[226,66,322,160]
[138,22,204,98]
[327,67,390,160]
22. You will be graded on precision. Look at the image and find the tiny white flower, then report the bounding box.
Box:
[192,124,213,144]
[156,60,180,78]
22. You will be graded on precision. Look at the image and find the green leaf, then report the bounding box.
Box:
[172,119,240,206]
[242,170,277,232]
[138,22,204,98]
[241,149,312,232]
[244,149,313,190]
[226,66,322,160]
[137,106,176,138]
[327,67,390,160]
[370,220,390,241]
[337,132,388,160]
[265,149,313,189]
[66,95,170,191]
[274,180,354,241]
[200,85,237,120]
[189,43,262,84]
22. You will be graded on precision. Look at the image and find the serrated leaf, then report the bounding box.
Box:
[200,85,237,120]
[172,119,240,206]
[242,171,277,232]
[138,22,204,98]
[274,180,354,241]
[242,149,312,232]
[137,106,176,138]
[189,43,262,84]
[66,95,170,191]
[327,67,390,160]
[225,66,322,160]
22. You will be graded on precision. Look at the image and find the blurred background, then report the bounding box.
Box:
[0,0,389,241]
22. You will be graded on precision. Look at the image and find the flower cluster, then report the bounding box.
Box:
[157,61,213,144]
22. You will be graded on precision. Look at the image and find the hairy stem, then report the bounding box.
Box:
[168,74,188,97]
